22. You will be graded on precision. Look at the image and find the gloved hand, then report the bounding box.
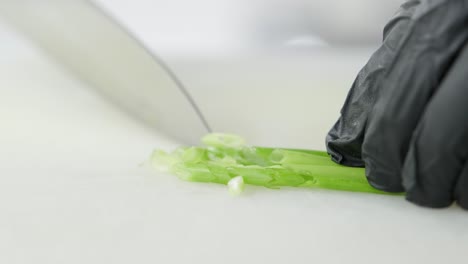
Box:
[326,0,468,209]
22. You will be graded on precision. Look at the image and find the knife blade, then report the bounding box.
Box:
[0,0,211,144]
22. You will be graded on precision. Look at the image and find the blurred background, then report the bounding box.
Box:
[0,0,403,149]
[95,0,402,148]
[97,0,403,54]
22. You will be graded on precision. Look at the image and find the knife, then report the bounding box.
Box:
[0,0,211,144]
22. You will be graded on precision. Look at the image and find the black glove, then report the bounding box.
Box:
[326,0,468,209]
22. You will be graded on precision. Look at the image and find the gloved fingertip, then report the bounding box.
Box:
[402,146,454,209]
[405,191,454,209]
[367,179,404,193]
[454,163,468,210]
[326,137,365,167]
[456,200,468,211]
[367,178,405,193]
[364,158,404,193]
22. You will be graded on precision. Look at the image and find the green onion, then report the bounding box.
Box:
[202,133,246,149]
[150,133,397,195]
[228,176,245,196]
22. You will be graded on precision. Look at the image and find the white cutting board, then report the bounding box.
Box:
[1,22,467,264]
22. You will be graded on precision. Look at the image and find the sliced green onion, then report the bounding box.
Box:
[150,133,400,195]
[202,133,246,149]
[150,149,181,171]
[228,176,245,196]
[269,149,339,166]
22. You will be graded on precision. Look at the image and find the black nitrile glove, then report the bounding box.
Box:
[326,0,468,209]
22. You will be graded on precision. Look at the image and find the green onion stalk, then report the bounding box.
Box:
[150,133,396,195]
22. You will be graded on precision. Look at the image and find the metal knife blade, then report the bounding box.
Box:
[0,0,211,144]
